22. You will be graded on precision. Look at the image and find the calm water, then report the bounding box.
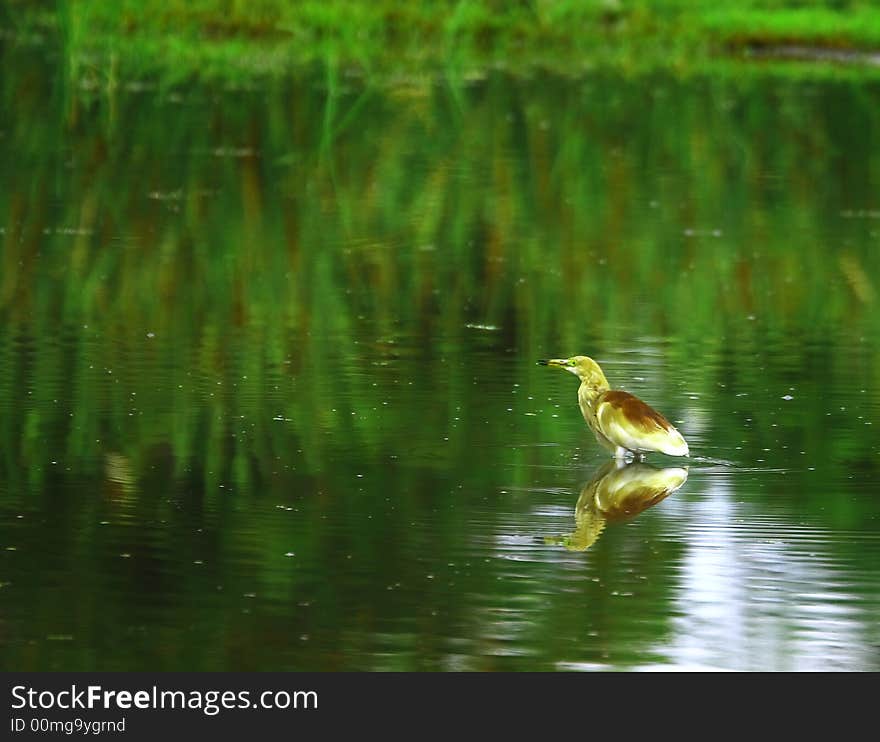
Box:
[1,50,880,670]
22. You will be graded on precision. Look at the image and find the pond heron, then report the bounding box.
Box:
[538,356,688,459]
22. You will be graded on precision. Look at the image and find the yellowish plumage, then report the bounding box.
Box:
[539,355,689,458]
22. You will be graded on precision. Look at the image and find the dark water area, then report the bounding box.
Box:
[1,49,879,670]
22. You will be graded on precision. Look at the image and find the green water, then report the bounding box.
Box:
[2,49,880,671]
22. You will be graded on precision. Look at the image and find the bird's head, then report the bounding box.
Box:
[538,355,610,389]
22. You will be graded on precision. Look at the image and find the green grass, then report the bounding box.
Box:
[6,1,880,86]
[703,6,880,49]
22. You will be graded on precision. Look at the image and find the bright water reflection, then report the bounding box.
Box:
[656,470,880,672]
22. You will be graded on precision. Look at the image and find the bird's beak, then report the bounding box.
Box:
[537,358,567,368]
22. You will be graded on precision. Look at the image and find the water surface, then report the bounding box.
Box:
[1,52,879,670]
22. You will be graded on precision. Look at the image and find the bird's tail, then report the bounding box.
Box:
[661,430,689,457]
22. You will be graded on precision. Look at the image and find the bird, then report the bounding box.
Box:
[546,461,688,551]
[538,355,688,459]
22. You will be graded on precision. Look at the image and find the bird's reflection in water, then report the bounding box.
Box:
[547,461,688,551]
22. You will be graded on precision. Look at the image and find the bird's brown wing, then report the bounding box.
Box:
[593,389,688,454]
[596,391,676,434]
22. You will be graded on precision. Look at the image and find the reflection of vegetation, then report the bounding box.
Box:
[7,2,880,86]
[547,462,688,551]
[2,53,878,497]
[1,52,880,670]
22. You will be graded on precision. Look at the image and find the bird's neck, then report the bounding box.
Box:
[578,381,607,408]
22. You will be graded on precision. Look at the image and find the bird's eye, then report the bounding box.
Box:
[568,360,575,367]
